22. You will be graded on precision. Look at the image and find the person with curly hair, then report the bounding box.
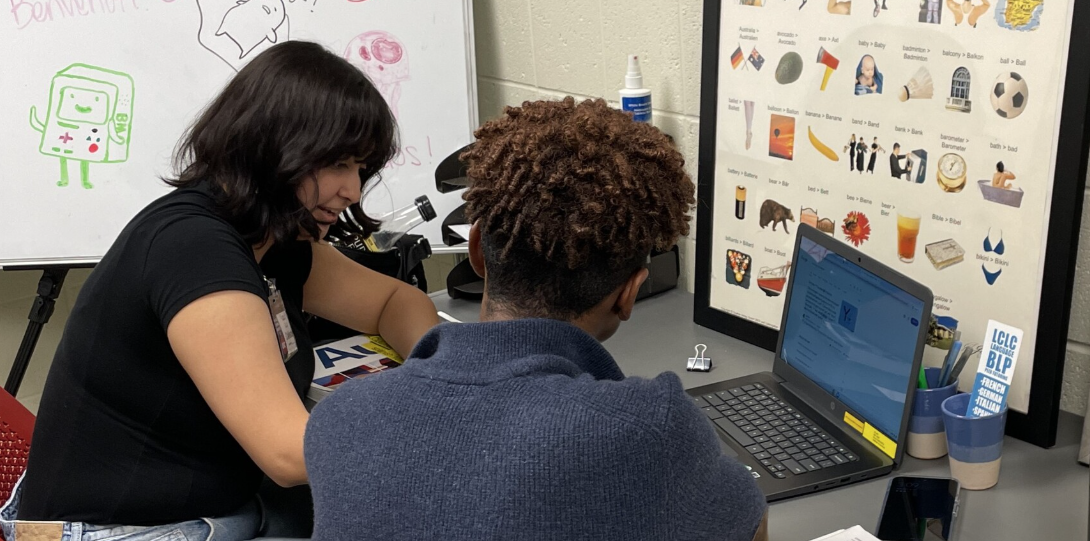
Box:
[305,97,768,541]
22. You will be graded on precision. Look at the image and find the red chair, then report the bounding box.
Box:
[0,389,34,539]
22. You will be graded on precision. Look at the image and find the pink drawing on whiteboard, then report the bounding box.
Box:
[344,31,410,118]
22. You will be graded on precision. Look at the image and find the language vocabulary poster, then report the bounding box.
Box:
[708,0,1067,412]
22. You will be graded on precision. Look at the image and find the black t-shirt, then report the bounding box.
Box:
[18,183,315,525]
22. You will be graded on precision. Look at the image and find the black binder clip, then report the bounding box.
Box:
[686,344,712,372]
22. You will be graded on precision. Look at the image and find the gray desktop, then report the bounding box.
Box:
[431,290,1089,541]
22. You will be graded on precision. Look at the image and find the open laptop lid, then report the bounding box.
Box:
[773,224,933,468]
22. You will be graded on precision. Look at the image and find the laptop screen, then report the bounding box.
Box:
[780,236,926,441]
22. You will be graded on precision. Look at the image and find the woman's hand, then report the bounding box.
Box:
[304,243,439,358]
[168,290,309,487]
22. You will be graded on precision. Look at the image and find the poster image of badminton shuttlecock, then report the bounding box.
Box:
[899,67,934,101]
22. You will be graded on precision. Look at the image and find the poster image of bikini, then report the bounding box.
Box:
[344,31,410,119]
[197,0,292,72]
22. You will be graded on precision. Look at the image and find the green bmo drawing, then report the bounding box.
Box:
[29,64,134,189]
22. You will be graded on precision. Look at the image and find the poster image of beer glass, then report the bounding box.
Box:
[198,0,288,71]
[344,31,410,119]
[29,64,134,189]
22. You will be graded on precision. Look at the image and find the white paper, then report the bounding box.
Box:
[809,525,881,541]
[449,224,473,241]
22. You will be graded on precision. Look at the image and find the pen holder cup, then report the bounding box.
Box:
[906,367,958,459]
[941,393,1008,490]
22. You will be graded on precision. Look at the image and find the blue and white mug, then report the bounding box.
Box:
[907,367,959,459]
[941,392,1007,490]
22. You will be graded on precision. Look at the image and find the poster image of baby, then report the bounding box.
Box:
[854,54,883,95]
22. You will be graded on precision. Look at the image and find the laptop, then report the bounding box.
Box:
[688,223,933,501]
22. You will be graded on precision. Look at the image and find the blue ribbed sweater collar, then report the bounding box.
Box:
[403,318,626,383]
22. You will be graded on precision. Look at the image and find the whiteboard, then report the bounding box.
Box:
[0,0,477,267]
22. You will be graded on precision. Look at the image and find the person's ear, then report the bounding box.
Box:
[612,268,649,321]
[468,221,486,279]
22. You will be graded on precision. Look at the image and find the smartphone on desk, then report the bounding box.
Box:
[875,476,960,541]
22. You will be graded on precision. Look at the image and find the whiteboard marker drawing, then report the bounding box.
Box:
[198,0,290,71]
[344,31,409,118]
[218,0,286,58]
[29,64,134,189]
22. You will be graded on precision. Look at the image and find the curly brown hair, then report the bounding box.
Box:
[461,97,695,319]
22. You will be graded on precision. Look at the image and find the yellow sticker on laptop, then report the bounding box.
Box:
[863,423,897,459]
[843,411,864,433]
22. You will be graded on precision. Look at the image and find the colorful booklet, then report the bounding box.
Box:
[307,334,404,404]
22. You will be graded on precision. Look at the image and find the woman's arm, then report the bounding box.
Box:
[168,290,309,487]
[303,243,439,357]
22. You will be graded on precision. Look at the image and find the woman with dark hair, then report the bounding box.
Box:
[0,41,438,540]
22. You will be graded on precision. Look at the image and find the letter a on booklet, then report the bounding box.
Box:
[966,320,1022,418]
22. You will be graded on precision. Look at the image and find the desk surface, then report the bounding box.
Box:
[431,289,1089,541]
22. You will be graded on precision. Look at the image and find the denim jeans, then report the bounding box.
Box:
[0,474,304,541]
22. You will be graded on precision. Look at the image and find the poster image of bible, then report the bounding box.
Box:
[800,207,836,235]
[309,334,404,404]
[978,160,1024,208]
[769,115,795,160]
[727,250,753,288]
[759,199,795,234]
[925,238,966,270]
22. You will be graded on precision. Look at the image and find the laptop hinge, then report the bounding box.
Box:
[779,381,833,422]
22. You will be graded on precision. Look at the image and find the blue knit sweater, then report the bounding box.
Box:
[305,319,766,540]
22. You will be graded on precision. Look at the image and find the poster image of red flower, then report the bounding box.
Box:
[842,211,871,246]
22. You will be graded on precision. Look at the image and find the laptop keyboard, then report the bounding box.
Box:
[694,383,860,479]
